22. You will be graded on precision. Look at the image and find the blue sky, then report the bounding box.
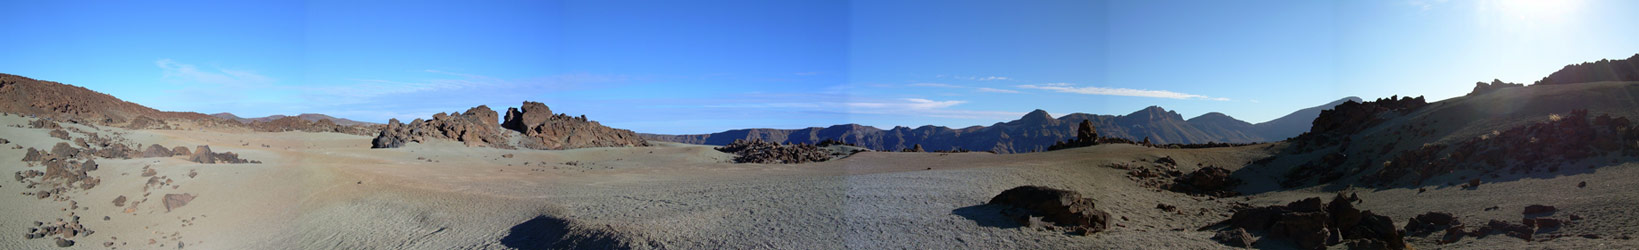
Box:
[2,0,1636,134]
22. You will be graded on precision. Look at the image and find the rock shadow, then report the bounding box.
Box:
[500,215,632,250]
[952,204,1022,229]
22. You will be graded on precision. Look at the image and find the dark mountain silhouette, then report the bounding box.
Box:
[1247,97,1363,141]
[212,113,378,126]
[645,97,1359,153]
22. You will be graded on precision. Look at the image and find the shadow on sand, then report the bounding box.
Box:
[500,215,632,250]
[951,204,1022,229]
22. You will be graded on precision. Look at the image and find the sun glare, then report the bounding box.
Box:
[1486,0,1582,23]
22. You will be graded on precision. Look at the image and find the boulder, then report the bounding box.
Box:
[142,144,173,158]
[1212,227,1256,247]
[163,193,195,212]
[988,186,1111,234]
[171,146,191,157]
[1404,212,1459,235]
[190,146,216,164]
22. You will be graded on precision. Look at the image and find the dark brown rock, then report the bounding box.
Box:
[1170,166,1241,197]
[142,144,173,158]
[1404,212,1458,235]
[49,129,70,140]
[987,186,1111,235]
[1212,227,1256,247]
[112,195,126,207]
[171,146,191,157]
[1524,205,1557,215]
[163,193,195,212]
[716,139,829,164]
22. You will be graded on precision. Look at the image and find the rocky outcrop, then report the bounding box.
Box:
[187,145,258,164]
[1221,194,1405,249]
[0,73,219,126]
[1169,166,1241,197]
[247,116,376,136]
[142,144,174,158]
[715,139,829,164]
[1468,79,1525,96]
[372,101,647,150]
[1535,53,1639,85]
[502,101,647,150]
[372,106,510,148]
[987,186,1111,235]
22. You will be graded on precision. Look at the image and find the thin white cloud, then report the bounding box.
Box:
[155,59,273,86]
[908,82,962,88]
[1017,83,1229,101]
[975,87,1020,93]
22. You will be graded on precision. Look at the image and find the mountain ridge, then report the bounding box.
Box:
[644,97,1360,153]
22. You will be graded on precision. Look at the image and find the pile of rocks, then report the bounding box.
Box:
[22,217,92,247]
[248,116,375,136]
[187,145,258,164]
[1168,166,1242,197]
[1467,79,1525,96]
[987,186,1111,235]
[715,139,830,164]
[1426,204,1581,243]
[373,105,510,148]
[372,101,648,150]
[1219,194,1405,249]
[503,101,648,150]
[1365,109,1639,186]
[1292,95,1428,152]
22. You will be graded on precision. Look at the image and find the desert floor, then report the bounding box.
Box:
[2,114,1636,249]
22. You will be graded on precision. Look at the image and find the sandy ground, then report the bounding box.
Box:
[2,113,1637,249]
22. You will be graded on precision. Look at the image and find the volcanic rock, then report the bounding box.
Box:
[1222,195,1406,249]
[1404,212,1459,235]
[171,146,191,157]
[501,101,649,150]
[142,144,173,158]
[1212,227,1256,247]
[1524,205,1557,215]
[1169,166,1241,197]
[163,193,195,212]
[987,186,1111,235]
[372,106,514,148]
[48,129,69,140]
[716,139,829,164]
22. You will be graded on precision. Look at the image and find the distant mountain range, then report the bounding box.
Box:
[644,97,1361,153]
[211,113,378,126]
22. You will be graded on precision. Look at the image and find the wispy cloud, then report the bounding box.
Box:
[942,75,1012,81]
[975,87,1020,93]
[908,82,1023,94]
[908,82,962,88]
[155,59,273,86]
[1016,83,1229,101]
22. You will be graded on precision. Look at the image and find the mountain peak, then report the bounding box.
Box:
[1021,109,1053,120]
[1127,106,1182,120]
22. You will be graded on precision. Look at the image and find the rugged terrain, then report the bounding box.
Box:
[644,97,1358,153]
[2,54,1639,249]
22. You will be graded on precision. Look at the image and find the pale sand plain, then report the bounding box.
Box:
[2,114,1636,249]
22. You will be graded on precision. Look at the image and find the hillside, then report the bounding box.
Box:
[1244,53,1639,191]
[213,113,378,126]
[0,73,220,126]
[646,98,1357,153]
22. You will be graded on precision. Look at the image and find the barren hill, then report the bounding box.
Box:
[646,98,1357,153]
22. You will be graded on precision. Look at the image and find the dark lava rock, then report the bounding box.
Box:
[1170,165,1241,197]
[142,144,174,158]
[1404,212,1459,235]
[55,237,73,247]
[1222,194,1406,249]
[716,139,829,164]
[988,186,1111,235]
[1212,227,1256,247]
[112,195,126,207]
[1523,205,1557,215]
[163,193,195,212]
[49,129,70,140]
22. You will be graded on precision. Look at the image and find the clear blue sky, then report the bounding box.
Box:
[3,0,1636,134]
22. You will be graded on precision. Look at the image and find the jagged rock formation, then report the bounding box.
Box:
[1221,194,1405,249]
[187,145,258,164]
[243,116,378,136]
[372,106,509,148]
[987,186,1111,235]
[372,101,647,150]
[647,98,1357,153]
[715,139,830,164]
[1468,79,1525,96]
[1535,53,1639,85]
[503,101,648,150]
